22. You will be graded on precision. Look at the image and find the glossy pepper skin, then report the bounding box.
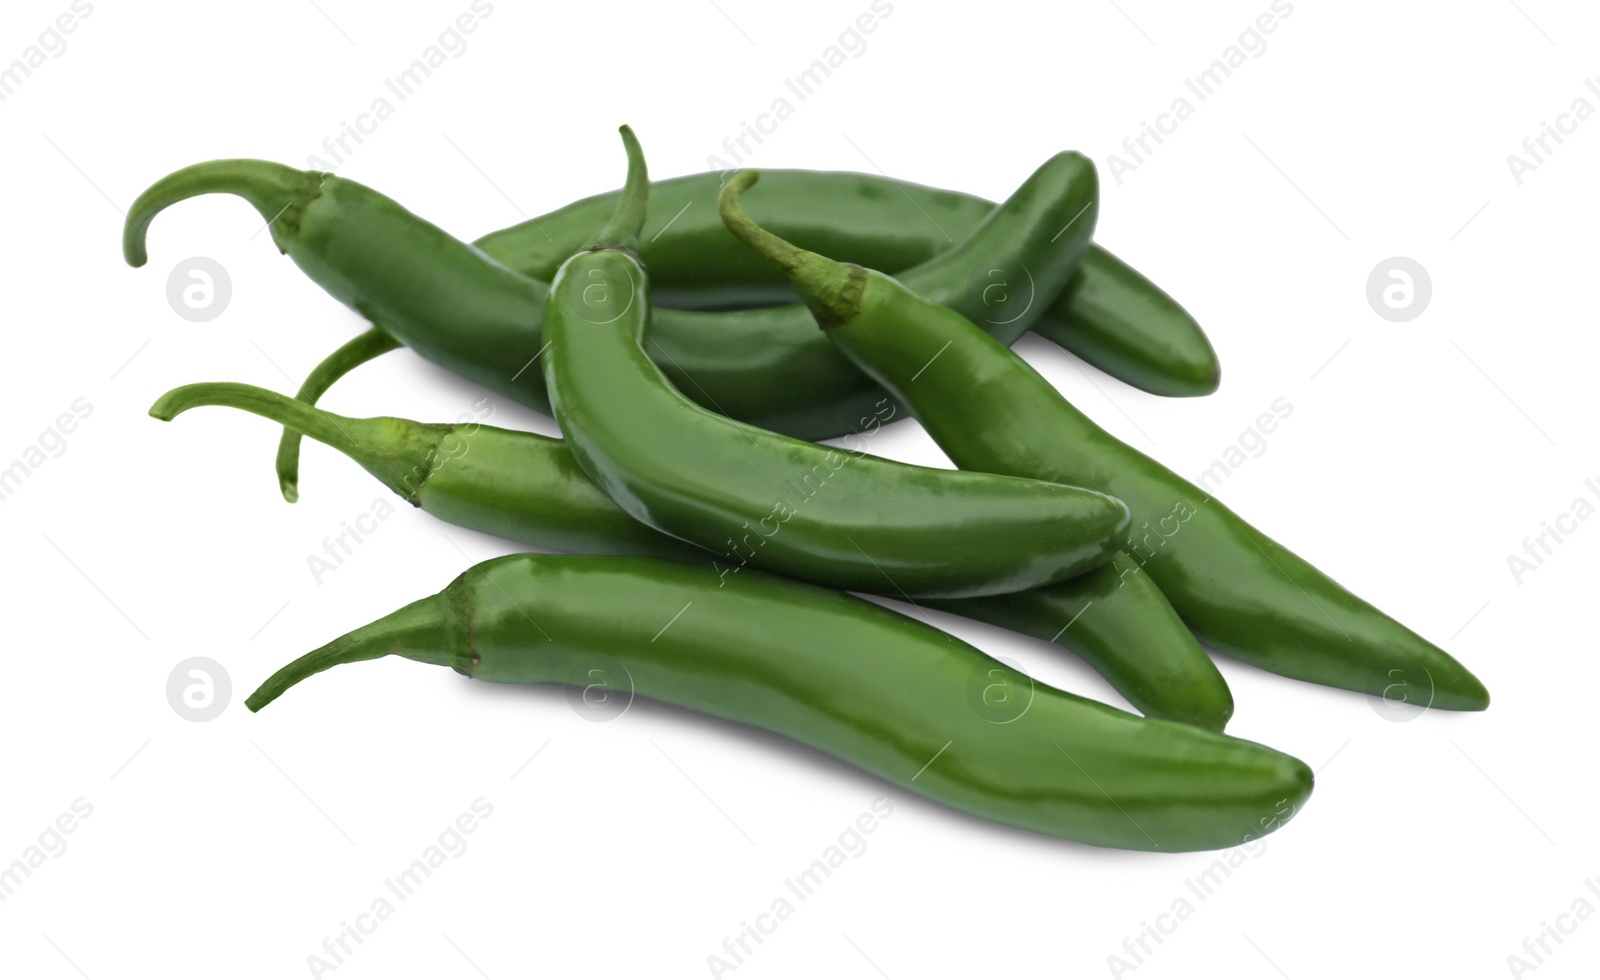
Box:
[244,553,1310,851]
[474,169,1220,397]
[122,150,1101,442]
[719,174,1488,710]
[925,552,1232,729]
[149,381,1232,729]
[542,128,1129,599]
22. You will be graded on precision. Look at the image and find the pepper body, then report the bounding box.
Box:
[821,273,1489,709]
[151,381,1229,728]
[124,153,1102,440]
[542,245,1130,598]
[926,552,1231,729]
[248,554,1310,852]
[474,169,1219,396]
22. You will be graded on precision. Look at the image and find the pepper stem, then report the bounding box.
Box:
[588,125,649,252]
[123,159,316,267]
[717,170,867,328]
[149,382,445,506]
[275,328,404,502]
[245,593,464,711]
[151,381,370,452]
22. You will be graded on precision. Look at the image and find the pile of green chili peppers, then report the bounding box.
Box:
[128,126,1486,853]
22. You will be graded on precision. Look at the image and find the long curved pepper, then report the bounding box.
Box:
[720,170,1488,711]
[540,128,1130,599]
[243,553,1310,852]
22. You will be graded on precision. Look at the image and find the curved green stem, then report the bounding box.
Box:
[715,170,808,272]
[717,169,865,327]
[151,381,366,448]
[123,159,318,267]
[245,594,461,711]
[588,125,649,252]
[150,381,441,504]
[275,328,404,502]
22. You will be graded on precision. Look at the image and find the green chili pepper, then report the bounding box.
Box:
[122,146,1101,446]
[719,170,1490,711]
[243,552,1308,851]
[475,169,1219,397]
[148,381,1234,729]
[542,127,1128,599]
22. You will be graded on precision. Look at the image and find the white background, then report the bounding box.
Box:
[0,1,1593,977]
